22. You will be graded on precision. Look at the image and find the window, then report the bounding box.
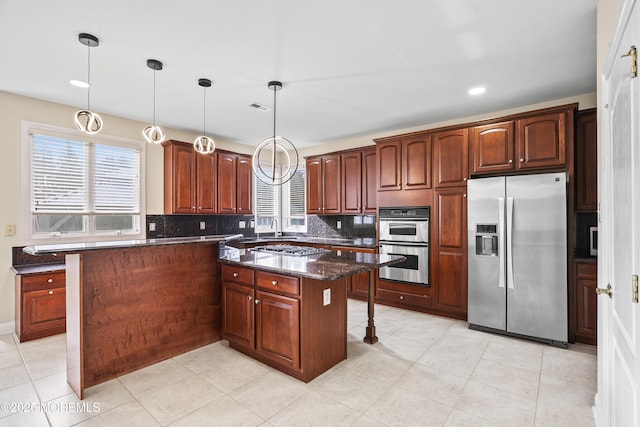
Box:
[254,166,306,233]
[22,122,145,243]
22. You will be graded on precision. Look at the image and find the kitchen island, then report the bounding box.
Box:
[24,236,403,397]
[219,243,403,381]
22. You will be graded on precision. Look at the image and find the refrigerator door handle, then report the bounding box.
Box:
[506,196,515,289]
[498,197,506,288]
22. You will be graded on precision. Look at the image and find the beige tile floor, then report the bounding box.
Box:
[0,299,597,426]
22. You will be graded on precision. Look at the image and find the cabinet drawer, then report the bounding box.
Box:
[256,271,300,296]
[21,272,66,292]
[222,265,255,286]
[377,287,432,309]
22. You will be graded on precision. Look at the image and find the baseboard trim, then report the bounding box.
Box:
[0,320,15,336]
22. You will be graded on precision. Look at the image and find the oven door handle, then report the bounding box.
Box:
[379,241,429,247]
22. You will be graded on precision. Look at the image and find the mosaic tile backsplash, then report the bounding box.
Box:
[145,214,377,240]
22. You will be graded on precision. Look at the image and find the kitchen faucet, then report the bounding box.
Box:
[271,218,281,237]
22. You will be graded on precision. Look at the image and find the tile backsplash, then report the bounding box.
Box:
[146,214,377,240]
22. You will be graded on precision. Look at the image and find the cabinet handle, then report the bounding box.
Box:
[397,183,401,187]
[255,299,260,304]
[272,280,278,286]
[520,158,525,162]
[247,295,253,301]
[48,290,54,295]
[399,295,404,300]
[463,177,467,181]
[463,194,467,198]
[233,272,239,278]
[47,278,53,283]
[508,159,513,163]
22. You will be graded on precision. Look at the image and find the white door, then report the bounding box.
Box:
[596,0,640,426]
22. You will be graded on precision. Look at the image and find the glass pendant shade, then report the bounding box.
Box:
[252,81,299,186]
[74,33,103,135]
[143,59,165,144]
[193,78,216,155]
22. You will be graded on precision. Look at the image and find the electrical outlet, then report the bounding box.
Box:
[4,224,16,237]
[323,288,331,306]
[148,222,156,232]
[200,221,206,230]
[239,221,246,229]
[250,220,255,228]
[337,220,342,229]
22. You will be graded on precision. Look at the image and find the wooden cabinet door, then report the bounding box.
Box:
[306,157,323,214]
[255,290,300,370]
[222,282,255,348]
[22,287,66,336]
[377,139,402,191]
[361,148,377,213]
[196,152,217,214]
[471,121,515,174]
[341,152,362,213]
[169,143,196,213]
[236,154,253,214]
[322,155,341,214]
[434,187,468,315]
[433,129,469,188]
[403,134,432,190]
[576,109,598,211]
[517,112,567,170]
[575,261,597,345]
[217,152,238,213]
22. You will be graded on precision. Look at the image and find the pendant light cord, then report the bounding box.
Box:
[87,43,91,111]
[203,86,207,135]
[152,69,157,126]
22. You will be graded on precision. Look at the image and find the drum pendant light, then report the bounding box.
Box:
[252,81,299,186]
[143,59,165,144]
[193,78,215,155]
[74,33,103,134]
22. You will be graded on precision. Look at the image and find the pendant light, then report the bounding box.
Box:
[143,59,165,144]
[193,78,216,155]
[74,33,103,134]
[252,81,299,186]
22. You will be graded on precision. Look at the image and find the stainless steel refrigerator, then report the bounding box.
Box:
[467,172,568,346]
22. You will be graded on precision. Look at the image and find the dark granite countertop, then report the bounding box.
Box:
[23,234,244,255]
[219,244,403,280]
[12,262,66,275]
[234,236,377,249]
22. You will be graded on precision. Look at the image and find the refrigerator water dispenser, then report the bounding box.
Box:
[475,224,498,256]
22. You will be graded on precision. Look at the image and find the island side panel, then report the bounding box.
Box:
[299,276,348,381]
[66,253,83,399]
[80,243,222,387]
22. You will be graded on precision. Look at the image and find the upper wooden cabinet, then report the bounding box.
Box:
[218,152,253,214]
[575,109,597,211]
[433,128,468,187]
[341,151,362,213]
[361,148,377,213]
[163,140,252,214]
[377,134,432,192]
[470,121,515,174]
[306,154,341,214]
[164,140,217,214]
[516,111,567,170]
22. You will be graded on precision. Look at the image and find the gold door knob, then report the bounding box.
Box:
[596,283,613,298]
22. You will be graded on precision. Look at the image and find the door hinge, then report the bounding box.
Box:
[621,45,637,78]
[633,275,638,304]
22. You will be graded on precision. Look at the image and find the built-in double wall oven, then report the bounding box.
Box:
[378,207,430,286]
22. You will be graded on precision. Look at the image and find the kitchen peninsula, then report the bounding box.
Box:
[24,236,403,397]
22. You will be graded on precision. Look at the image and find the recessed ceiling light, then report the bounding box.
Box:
[249,102,271,112]
[468,86,486,95]
[70,79,90,88]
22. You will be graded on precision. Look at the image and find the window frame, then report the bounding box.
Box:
[21,121,146,245]
[253,164,306,234]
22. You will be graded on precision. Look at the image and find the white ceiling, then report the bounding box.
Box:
[0,0,597,148]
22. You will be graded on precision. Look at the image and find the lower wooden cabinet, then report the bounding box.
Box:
[575,260,597,345]
[376,279,432,309]
[15,271,66,342]
[222,264,347,382]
